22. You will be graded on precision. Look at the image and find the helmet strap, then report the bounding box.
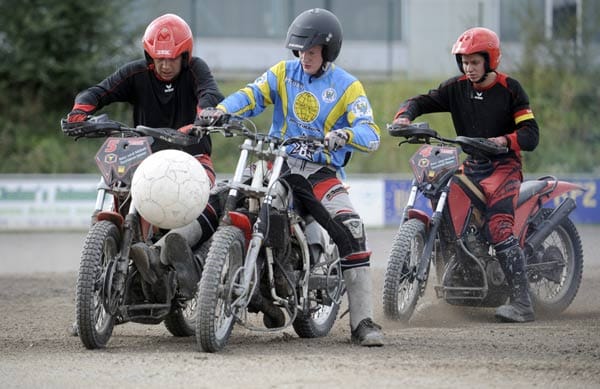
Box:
[474,72,488,84]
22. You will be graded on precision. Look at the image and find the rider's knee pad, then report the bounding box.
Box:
[333,213,371,269]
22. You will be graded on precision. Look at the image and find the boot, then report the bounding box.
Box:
[130,243,163,284]
[249,293,286,329]
[494,239,535,323]
[161,233,202,299]
[343,267,384,346]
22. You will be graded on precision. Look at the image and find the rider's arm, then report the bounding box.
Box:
[189,57,225,113]
[216,61,284,117]
[342,80,380,153]
[393,76,457,121]
[506,77,539,153]
[72,60,146,114]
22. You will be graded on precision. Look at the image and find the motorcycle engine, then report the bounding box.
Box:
[464,224,489,258]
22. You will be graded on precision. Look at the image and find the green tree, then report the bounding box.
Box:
[0,0,139,173]
[514,0,600,174]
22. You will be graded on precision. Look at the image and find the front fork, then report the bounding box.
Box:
[416,183,451,283]
[98,188,139,315]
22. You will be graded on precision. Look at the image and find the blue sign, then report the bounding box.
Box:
[384,177,599,226]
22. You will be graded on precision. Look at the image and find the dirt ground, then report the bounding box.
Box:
[1,227,599,388]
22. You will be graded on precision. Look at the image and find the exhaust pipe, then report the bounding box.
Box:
[524,197,576,256]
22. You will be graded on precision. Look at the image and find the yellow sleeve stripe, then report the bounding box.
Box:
[273,61,289,136]
[514,108,535,124]
[324,80,363,133]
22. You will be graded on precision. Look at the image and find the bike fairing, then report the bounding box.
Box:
[216,59,381,169]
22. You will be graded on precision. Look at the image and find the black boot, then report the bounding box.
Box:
[494,238,535,323]
[162,233,202,299]
[130,243,162,284]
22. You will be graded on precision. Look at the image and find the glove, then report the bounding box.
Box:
[326,129,350,152]
[195,107,226,127]
[67,109,90,123]
[178,124,194,135]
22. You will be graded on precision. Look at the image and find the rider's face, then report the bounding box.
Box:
[461,53,487,83]
[153,56,183,81]
[299,45,324,75]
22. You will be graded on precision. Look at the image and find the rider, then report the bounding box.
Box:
[66,13,224,314]
[392,27,540,323]
[198,8,384,346]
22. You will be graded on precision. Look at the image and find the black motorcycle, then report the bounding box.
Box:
[61,115,208,349]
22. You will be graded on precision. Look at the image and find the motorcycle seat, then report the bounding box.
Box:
[517,180,548,207]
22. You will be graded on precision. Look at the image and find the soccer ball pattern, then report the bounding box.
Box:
[131,149,210,229]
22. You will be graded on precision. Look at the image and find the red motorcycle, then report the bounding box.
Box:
[382,123,584,321]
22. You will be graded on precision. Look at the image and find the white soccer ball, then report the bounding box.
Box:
[131,149,211,229]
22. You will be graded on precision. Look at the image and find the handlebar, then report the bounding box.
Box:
[61,114,202,147]
[387,122,508,157]
[192,115,326,150]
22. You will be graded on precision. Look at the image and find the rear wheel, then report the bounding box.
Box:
[196,227,245,352]
[527,209,583,315]
[293,258,342,338]
[383,219,427,322]
[76,221,120,349]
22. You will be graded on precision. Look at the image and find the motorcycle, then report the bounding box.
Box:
[61,115,209,349]
[382,122,584,321]
[192,116,344,352]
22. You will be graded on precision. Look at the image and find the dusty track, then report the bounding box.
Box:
[1,227,599,388]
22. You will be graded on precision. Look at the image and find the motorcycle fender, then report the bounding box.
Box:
[407,209,430,228]
[96,211,124,228]
[541,181,586,202]
[514,180,585,239]
[227,211,252,242]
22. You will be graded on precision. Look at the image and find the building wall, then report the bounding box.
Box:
[130,0,599,78]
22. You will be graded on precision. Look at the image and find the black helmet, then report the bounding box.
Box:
[285,8,343,63]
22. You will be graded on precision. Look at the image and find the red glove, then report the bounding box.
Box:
[67,104,95,123]
[178,124,194,134]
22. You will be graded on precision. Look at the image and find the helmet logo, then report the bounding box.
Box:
[293,91,320,123]
[325,33,332,43]
[159,28,171,40]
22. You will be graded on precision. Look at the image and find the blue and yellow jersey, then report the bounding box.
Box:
[217,60,380,168]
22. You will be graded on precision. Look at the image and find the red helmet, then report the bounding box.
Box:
[143,14,193,62]
[451,27,501,73]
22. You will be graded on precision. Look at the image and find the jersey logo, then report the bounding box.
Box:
[472,91,483,100]
[322,88,336,103]
[164,83,174,93]
[293,91,320,123]
[351,96,373,118]
[253,73,268,86]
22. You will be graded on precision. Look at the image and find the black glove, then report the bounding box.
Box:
[326,129,350,152]
[195,107,226,126]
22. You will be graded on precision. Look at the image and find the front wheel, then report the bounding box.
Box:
[382,219,428,322]
[76,221,120,349]
[527,209,584,315]
[196,226,245,352]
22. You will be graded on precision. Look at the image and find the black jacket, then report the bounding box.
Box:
[395,72,539,159]
[74,57,224,156]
